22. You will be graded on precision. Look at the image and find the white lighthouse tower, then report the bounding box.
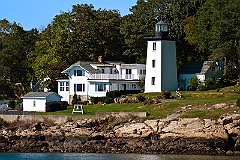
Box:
[144,20,178,92]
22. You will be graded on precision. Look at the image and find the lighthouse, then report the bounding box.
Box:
[144,20,178,92]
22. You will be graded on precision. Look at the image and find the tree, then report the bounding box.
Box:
[138,78,145,92]
[29,4,123,91]
[0,19,39,97]
[120,0,206,68]
[120,0,163,63]
[193,0,240,77]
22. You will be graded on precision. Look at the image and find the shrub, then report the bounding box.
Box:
[108,90,141,98]
[197,84,207,91]
[205,78,214,88]
[46,101,68,112]
[188,77,200,91]
[72,94,81,105]
[104,96,113,104]
[89,96,96,104]
[8,99,16,109]
[162,90,172,99]
[236,98,240,107]
[187,85,197,91]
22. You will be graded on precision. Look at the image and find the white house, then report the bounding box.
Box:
[179,61,224,90]
[144,20,178,92]
[22,92,62,112]
[57,58,146,104]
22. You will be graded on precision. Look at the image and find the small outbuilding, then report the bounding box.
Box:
[22,92,62,112]
[179,61,224,91]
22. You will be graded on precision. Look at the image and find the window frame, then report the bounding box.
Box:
[74,83,85,92]
[74,70,85,76]
[152,60,156,68]
[60,82,65,91]
[95,83,107,92]
[153,42,156,50]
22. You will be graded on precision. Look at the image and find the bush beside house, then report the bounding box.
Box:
[46,101,68,112]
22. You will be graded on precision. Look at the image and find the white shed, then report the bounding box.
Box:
[22,92,62,112]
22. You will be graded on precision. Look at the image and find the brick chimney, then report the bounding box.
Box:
[98,55,103,62]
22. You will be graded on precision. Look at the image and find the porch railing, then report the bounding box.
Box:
[88,74,145,80]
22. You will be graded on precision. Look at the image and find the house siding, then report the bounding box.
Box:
[23,98,46,112]
[179,61,223,91]
[22,92,61,112]
[58,79,70,103]
[58,62,146,104]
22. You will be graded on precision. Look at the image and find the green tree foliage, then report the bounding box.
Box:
[0,19,39,97]
[121,0,206,67]
[193,0,240,77]
[2,1,240,97]
[188,76,200,91]
[29,4,123,91]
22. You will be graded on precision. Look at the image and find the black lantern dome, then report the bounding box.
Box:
[155,20,168,38]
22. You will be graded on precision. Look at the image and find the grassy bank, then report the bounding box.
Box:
[38,85,240,120]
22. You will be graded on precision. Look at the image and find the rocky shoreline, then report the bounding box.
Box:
[0,113,239,155]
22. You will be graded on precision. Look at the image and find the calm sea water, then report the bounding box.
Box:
[0,153,239,160]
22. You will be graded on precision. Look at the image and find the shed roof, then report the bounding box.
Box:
[22,92,61,98]
[180,61,211,74]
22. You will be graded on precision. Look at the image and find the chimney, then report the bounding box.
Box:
[98,55,103,62]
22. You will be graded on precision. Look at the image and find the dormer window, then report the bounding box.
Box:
[74,70,85,76]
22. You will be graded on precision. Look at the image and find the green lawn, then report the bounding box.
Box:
[37,86,240,120]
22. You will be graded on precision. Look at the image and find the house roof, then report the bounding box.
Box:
[22,92,61,98]
[62,61,102,74]
[180,61,211,74]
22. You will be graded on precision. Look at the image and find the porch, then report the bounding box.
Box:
[88,74,145,80]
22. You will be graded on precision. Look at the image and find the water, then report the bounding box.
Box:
[0,153,239,160]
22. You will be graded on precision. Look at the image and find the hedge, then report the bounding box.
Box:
[107,90,141,99]
[45,101,68,112]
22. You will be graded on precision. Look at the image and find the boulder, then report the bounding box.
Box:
[114,123,152,138]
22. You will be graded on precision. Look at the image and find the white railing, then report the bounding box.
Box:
[88,74,145,80]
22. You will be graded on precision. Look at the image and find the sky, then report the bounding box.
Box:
[0,0,137,31]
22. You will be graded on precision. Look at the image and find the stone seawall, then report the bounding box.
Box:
[0,113,239,155]
[0,112,147,123]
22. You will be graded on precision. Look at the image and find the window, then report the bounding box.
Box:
[151,77,155,85]
[152,60,156,68]
[66,82,69,91]
[60,82,69,91]
[153,42,156,50]
[74,84,85,92]
[74,70,85,76]
[60,82,64,91]
[126,69,132,74]
[33,100,36,107]
[95,83,106,92]
[132,84,136,89]
[140,70,146,74]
